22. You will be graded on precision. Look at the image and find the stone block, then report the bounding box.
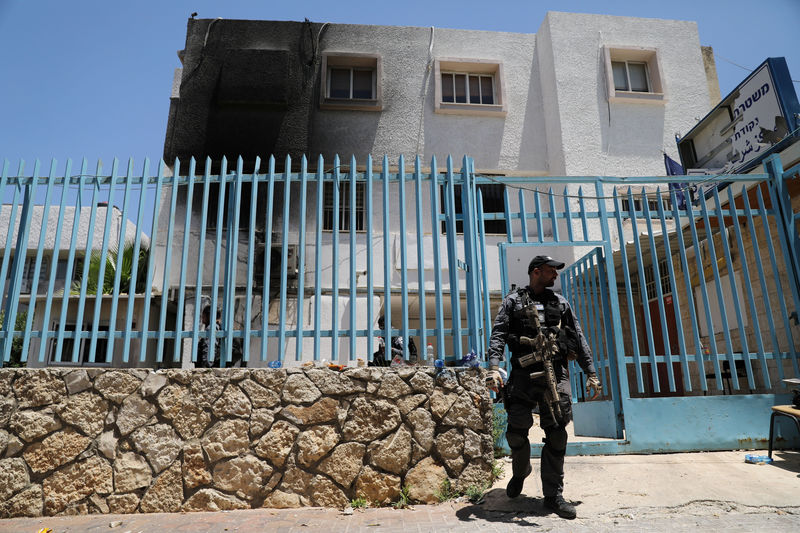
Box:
[43,456,113,514]
[317,442,365,488]
[56,391,109,437]
[203,419,249,463]
[23,428,91,474]
[94,371,141,404]
[9,408,62,442]
[182,488,248,512]
[14,370,66,408]
[139,462,183,513]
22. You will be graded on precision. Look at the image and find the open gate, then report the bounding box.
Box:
[485,153,800,453]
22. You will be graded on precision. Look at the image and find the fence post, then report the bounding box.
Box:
[763,153,800,324]
[2,168,36,364]
[460,156,481,355]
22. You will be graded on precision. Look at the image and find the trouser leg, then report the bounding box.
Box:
[540,424,567,497]
[506,427,532,478]
[505,395,535,480]
[540,390,572,497]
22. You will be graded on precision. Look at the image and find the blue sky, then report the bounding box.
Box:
[1,0,798,165]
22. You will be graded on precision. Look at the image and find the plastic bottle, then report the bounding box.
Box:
[426,344,434,366]
[744,454,773,465]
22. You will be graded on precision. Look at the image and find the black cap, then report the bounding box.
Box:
[528,255,565,273]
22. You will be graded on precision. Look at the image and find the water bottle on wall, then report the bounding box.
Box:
[426,343,434,366]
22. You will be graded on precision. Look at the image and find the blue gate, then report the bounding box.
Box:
[487,153,800,453]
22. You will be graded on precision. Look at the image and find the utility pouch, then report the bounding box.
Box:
[516,351,537,368]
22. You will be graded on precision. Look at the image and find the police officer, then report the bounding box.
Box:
[486,255,601,519]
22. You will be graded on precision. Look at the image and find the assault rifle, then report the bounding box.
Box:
[517,331,562,426]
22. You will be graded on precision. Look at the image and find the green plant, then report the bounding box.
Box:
[435,479,459,503]
[393,484,411,509]
[464,482,489,503]
[0,310,27,368]
[490,459,505,482]
[73,239,150,295]
[350,496,368,509]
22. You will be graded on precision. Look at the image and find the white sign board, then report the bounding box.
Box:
[729,64,782,168]
[677,57,799,174]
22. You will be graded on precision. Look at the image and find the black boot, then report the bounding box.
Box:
[505,462,532,498]
[543,495,576,519]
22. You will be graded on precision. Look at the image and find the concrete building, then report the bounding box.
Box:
[158,12,722,366]
[165,12,719,177]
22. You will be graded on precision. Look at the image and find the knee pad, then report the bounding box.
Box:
[543,426,568,452]
[506,427,529,451]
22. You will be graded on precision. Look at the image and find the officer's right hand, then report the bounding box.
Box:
[486,369,503,393]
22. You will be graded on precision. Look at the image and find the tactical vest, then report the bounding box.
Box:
[509,287,577,366]
[515,287,562,334]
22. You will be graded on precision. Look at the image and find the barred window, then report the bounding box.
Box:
[441,72,495,104]
[440,183,506,235]
[644,259,672,297]
[323,180,366,231]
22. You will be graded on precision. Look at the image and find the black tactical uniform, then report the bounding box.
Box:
[488,285,596,500]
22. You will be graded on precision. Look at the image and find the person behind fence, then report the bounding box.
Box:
[486,255,602,520]
[197,305,247,368]
[371,314,418,366]
[197,305,216,368]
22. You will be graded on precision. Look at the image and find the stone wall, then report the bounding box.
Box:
[0,367,494,518]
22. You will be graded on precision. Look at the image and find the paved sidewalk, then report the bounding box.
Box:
[3,450,799,532]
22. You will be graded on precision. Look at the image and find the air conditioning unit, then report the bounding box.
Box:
[270,244,298,279]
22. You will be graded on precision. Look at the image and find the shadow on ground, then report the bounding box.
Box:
[454,488,584,525]
[769,451,800,476]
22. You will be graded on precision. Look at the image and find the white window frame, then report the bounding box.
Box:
[604,46,666,104]
[612,60,650,92]
[320,52,382,111]
[434,58,507,116]
[440,72,496,105]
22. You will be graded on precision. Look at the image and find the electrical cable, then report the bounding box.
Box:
[415,26,435,158]
[714,53,799,84]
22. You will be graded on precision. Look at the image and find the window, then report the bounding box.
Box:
[604,46,665,103]
[323,180,366,231]
[54,257,83,293]
[21,256,49,295]
[612,61,650,92]
[48,323,109,366]
[328,68,374,100]
[199,181,253,231]
[441,73,495,104]
[434,58,506,116]
[441,183,506,235]
[621,198,671,213]
[644,259,672,298]
[320,53,382,111]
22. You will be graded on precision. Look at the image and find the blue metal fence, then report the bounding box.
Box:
[2,152,800,451]
[0,155,486,368]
